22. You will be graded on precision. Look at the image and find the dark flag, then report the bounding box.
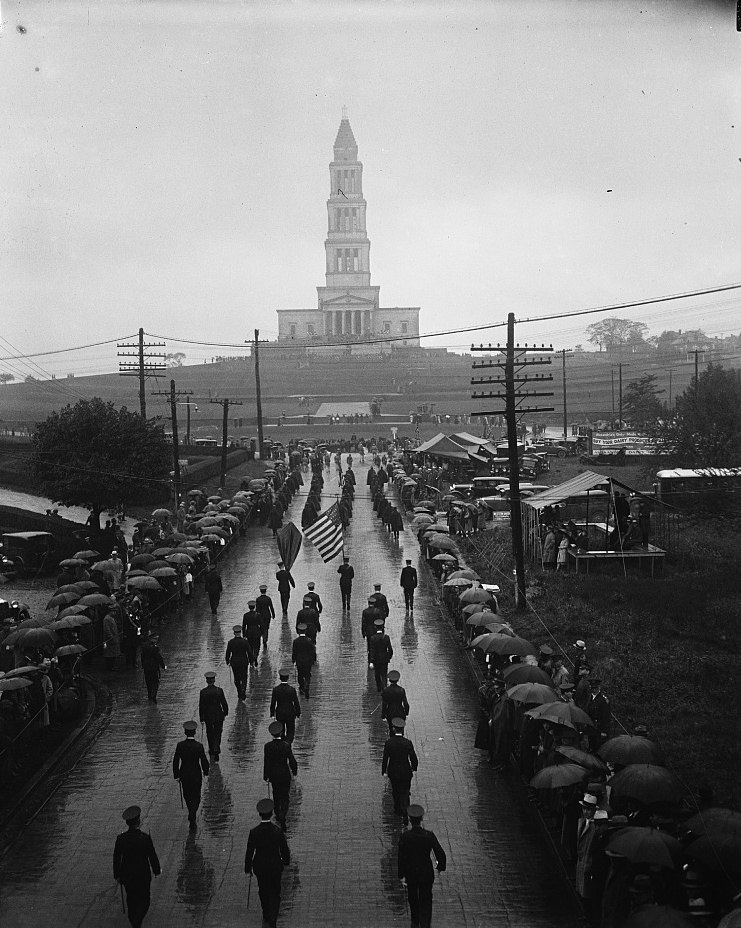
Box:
[277,521,302,572]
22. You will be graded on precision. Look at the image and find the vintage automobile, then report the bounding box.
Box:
[1,532,58,576]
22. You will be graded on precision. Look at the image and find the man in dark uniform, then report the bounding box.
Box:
[291,624,316,698]
[304,581,322,615]
[203,566,223,616]
[255,584,276,645]
[382,717,419,824]
[113,805,161,928]
[398,804,447,928]
[337,555,354,610]
[586,678,611,750]
[264,720,298,830]
[172,720,209,827]
[270,668,301,744]
[242,600,264,665]
[400,559,418,613]
[225,625,251,700]
[198,671,228,760]
[275,561,295,617]
[295,596,321,645]
[244,798,290,928]
[361,596,381,666]
[369,619,394,693]
[370,582,390,620]
[140,634,166,703]
[381,669,410,736]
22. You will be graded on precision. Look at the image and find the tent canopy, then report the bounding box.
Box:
[524,470,655,511]
[414,432,496,462]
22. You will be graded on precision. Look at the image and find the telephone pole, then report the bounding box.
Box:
[210,397,243,489]
[153,380,193,505]
[471,315,553,609]
[253,330,265,459]
[561,349,572,438]
[618,362,623,429]
[117,328,167,418]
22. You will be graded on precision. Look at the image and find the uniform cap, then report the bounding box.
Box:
[559,683,575,691]
[539,644,553,655]
[574,640,586,649]
[278,669,290,680]
[247,600,256,607]
[343,556,349,561]
[268,721,284,737]
[391,717,406,729]
[368,597,375,604]
[374,583,381,589]
[405,559,412,564]
[205,671,216,680]
[307,582,315,589]
[388,670,400,682]
[256,798,274,816]
[259,585,267,591]
[277,561,284,567]
[122,805,141,822]
[303,597,313,605]
[297,623,308,632]
[183,720,197,733]
[373,618,385,627]
[232,625,242,633]
[407,804,424,820]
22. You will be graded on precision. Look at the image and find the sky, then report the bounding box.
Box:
[1,0,740,378]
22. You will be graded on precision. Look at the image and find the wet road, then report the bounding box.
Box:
[0,465,582,927]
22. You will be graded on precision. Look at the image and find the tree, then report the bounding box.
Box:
[623,373,664,430]
[0,373,15,384]
[166,352,186,367]
[32,398,171,528]
[585,318,648,352]
[24,375,37,383]
[651,364,741,466]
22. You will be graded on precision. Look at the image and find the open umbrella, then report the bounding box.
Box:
[464,613,501,627]
[413,507,434,514]
[228,507,248,516]
[686,832,741,874]
[17,628,57,651]
[462,602,489,616]
[59,557,85,569]
[443,577,472,588]
[18,617,47,629]
[423,523,450,533]
[196,518,220,527]
[73,550,99,560]
[55,644,87,657]
[448,568,481,581]
[507,682,558,705]
[608,764,684,806]
[2,666,42,678]
[145,560,170,571]
[0,677,34,691]
[57,604,89,619]
[127,576,162,591]
[125,569,150,578]
[152,547,176,557]
[480,634,538,658]
[46,591,80,610]
[91,560,115,573]
[431,553,457,563]
[248,478,267,490]
[412,514,435,526]
[49,615,93,631]
[527,701,594,730]
[426,534,459,552]
[166,552,193,565]
[607,827,682,869]
[530,763,590,790]
[556,745,609,774]
[55,584,85,596]
[76,580,101,591]
[207,495,223,502]
[207,527,230,539]
[459,587,494,604]
[217,501,232,511]
[199,534,222,544]
[684,808,741,837]
[218,514,240,524]
[598,736,666,767]
[129,553,155,567]
[164,532,187,543]
[150,567,177,578]
[77,593,114,607]
[151,508,172,520]
[502,664,554,688]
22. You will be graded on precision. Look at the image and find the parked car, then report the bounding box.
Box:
[1,532,58,576]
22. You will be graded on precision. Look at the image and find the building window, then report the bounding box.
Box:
[337,251,343,272]
[351,208,358,231]
[352,249,359,271]
[289,324,296,338]
[383,321,391,333]
[307,324,315,336]
[401,322,408,334]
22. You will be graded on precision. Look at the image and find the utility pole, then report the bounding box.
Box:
[254,330,265,459]
[694,349,699,389]
[210,397,243,489]
[611,368,615,423]
[117,329,167,418]
[618,362,623,429]
[186,399,193,445]
[561,349,571,438]
[153,380,192,506]
[471,317,553,610]
[668,369,673,408]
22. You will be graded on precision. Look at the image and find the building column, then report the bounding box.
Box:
[336,310,342,335]
[354,310,361,335]
[364,309,371,334]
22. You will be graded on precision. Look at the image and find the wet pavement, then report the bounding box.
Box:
[0,464,583,927]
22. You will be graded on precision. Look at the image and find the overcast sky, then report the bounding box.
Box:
[1,0,740,377]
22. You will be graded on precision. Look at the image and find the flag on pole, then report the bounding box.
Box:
[303,502,344,562]
[276,522,302,572]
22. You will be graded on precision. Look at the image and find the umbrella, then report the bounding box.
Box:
[412,514,435,526]
[423,523,450,533]
[608,764,684,806]
[150,567,177,578]
[2,666,42,678]
[507,683,558,705]
[55,584,85,595]
[431,553,457,563]
[166,552,193,565]
[228,507,248,516]
[686,832,741,874]
[464,613,501,627]
[203,504,219,513]
[151,508,172,520]
[479,634,538,658]
[55,644,87,657]
[57,605,89,619]
[502,664,554,688]
[207,495,223,502]
[530,763,590,790]
[16,628,57,651]
[205,527,230,539]
[448,568,481,581]
[598,736,666,767]
[426,534,459,552]
[58,558,85,569]
[685,808,741,837]
[248,478,267,489]
[527,701,594,730]
[218,514,240,524]
[607,827,682,869]
[145,560,170,571]
[73,550,99,560]
[18,617,47,629]
[462,602,489,616]
[165,532,187,542]
[556,745,609,774]
[199,534,222,544]
[125,569,150,578]
[46,591,81,610]
[0,677,34,691]
[217,501,232,511]
[126,576,162,591]
[91,560,115,573]
[443,577,473,588]
[76,580,101,591]
[129,553,155,567]
[459,587,494,604]
[77,593,114,607]
[152,547,176,557]
[196,518,220,527]
[624,907,694,928]
[49,615,93,631]
[413,507,434,514]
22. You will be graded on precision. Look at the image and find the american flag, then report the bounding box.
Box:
[303,502,344,563]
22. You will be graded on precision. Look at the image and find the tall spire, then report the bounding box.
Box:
[333,111,357,162]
